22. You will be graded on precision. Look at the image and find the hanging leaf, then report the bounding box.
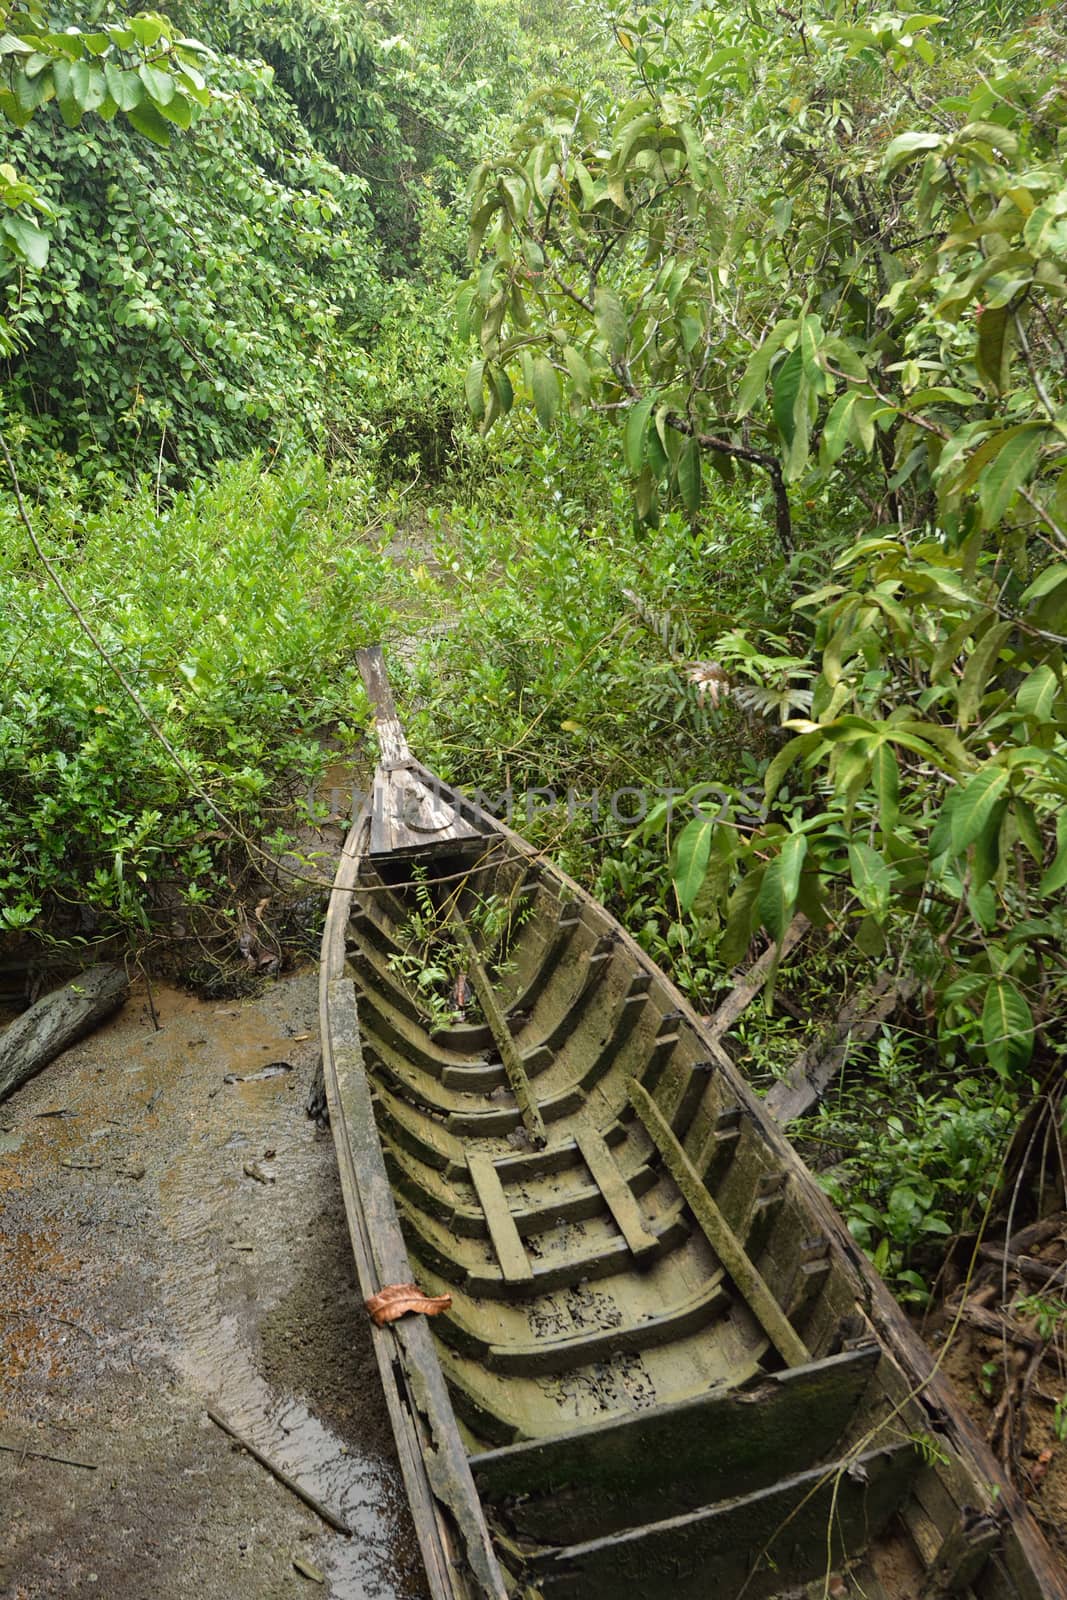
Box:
[594,286,628,356]
[848,840,891,923]
[623,395,655,473]
[531,357,560,429]
[464,358,485,422]
[758,832,807,943]
[982,978,1034,1078]
[671,815,715,913]
[950,766,1011,854]
[562,345,591,397]
[718,868,765,967]
[975,304,1011,395]
[976,425,1047,528]
[1016,663,1059,721]
[956,620,1012,729]
[870,743,899,835]
[772,345,803,447]
[1039,812,1067,897]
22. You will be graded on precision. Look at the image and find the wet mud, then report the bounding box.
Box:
[0,971,427,1600]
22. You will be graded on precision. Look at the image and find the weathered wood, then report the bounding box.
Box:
[207,1407,351,1534]
[449,908,547,1147]
[525,1445,918,1600]
[706,915,808,1038]
[921,1508,1001,1597]
[471,1345,879,1542]
[357,644,411,767]
[0,963,129,1105]
[467,1154,533,1282]
[629,1079,810,1367]
[324,976,508,1599]
[765,973,916,1124]
[575,1126,658,1260]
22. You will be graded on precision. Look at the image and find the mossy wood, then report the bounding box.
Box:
[318,647,1066,1600]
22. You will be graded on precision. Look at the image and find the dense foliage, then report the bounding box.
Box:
[0,0,1064,1291]
[467,0,1067,1098]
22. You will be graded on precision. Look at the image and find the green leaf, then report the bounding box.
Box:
[562,345,591,397]
[848,840,891,922]
[956,620,1012,730]
[671,815,715,913]
[758,832,807,943]
[69,59,105,112]
[772,345,803,447]
[138,62,176,107]
[594,286,627,357]
[975,304,1011,395]
[464,358,485,421]
[531,357,560,429]
[976,426,1047,528]
[982,978,1034,1078]
[736,322,794,418]
[1013,797,1043,864]
[1020,563,1067,605]
[763,730,822,804]
[882,130,943,171]
[950,766,1011,854]
[623,395,655,473]
[820,391,856,467]
[125,98,172,145]
[2,212,49,268]
[719,868,764,967]
[1016,664,1059,722]
[1039,812,1067,897]
[870,742,899,835]
[104,63,142,112]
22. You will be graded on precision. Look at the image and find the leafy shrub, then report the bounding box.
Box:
[0,455,420,938]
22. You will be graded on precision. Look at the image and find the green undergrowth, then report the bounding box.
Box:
[0,443,1043,1304]
[0,454,424,939]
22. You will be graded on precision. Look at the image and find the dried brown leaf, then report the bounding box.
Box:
[365,1282,453,1327]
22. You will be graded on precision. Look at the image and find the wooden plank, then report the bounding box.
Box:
[322,977,508,1600]
[471,1345,879,1543]
[765,974,916,1124]
[467,1154,533,1283]
[357,644,410,767]
[525,1444,918,1600]
[628,1080,809,1367]
[449,907,548,1148]
[706,915,808,1038]
[576,1126,658,1260]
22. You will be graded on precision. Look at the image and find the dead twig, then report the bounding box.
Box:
[206,1407,351,1536]
[0,1440,97,1470]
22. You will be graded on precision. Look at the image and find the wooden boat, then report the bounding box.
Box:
[319,648,1065,1600]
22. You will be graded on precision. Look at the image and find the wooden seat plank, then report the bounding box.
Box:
[467,1153,534,1283]
[576,1126,658,1260]
[628,1079,809,1367]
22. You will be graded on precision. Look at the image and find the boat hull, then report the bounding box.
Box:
[320,706,1064,1600]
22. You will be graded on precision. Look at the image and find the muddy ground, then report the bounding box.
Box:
[0,969,427,1600]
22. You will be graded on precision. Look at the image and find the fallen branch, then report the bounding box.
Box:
[978,1245,1067,1291]
[206,1407,351,1535]
[766,974,916,1124]
[0,1440,97,1470]
[0,964,129,1105]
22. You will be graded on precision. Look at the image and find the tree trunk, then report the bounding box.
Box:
[0,964,129,1104]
